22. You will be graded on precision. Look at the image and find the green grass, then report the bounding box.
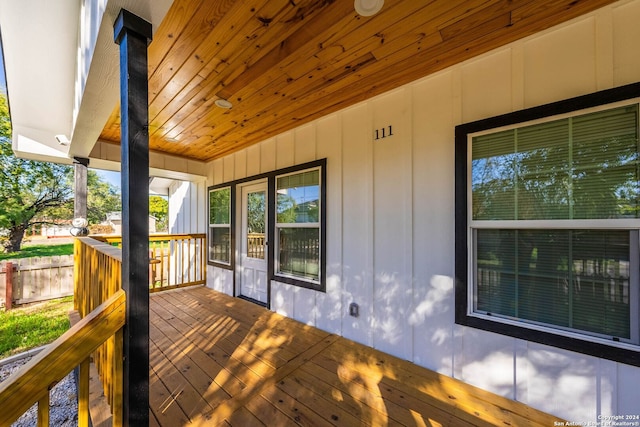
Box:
[0,243,74,261]
[0,296,74,359]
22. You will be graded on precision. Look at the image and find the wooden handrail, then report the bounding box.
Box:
[93,232,206,245]
[2,234,194,425]
[0,289,126,426]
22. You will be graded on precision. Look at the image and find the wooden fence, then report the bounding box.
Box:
[1,255,74,308]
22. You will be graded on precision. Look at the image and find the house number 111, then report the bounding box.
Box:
[375,125,393,140]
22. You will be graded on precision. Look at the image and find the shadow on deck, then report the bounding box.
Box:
[97,286,562,426]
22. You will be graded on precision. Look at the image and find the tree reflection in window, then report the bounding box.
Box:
[209,187,231,264]
[472,105,640,221]
[471,104,639,342]
[276,169,320,282]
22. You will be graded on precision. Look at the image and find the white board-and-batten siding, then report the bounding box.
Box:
[206,0,640,421]
[168,180,207,235]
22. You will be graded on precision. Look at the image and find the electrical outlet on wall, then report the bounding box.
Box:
[349,302,359,318]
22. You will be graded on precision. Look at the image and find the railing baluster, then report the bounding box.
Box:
[37,392,49,427]
[78,357,90,427]
[92,234,205,291]
[1,235,203,426]
[112,327,124,427]
[75,238,124,425]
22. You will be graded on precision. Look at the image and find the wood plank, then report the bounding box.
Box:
[189,286,328,341]
[158,286,326,368]
[149,320,244,399]
[267,371,363,426]
[317,338,560,427]
[189,332,339,425]
[148,0,277,136]
[148,0,237,102]
[299,359,464,427]
[148,368,191,426]
[150,0,329,143]
[150,293,268,388]
[225,0,611,157]
[143,287,564,427]
[156,0,357,156]
[225,406,265,427]
[149,327,231,406]
[142,0,480,153]
[147,0,210,72]
[149,338,217,422]
[87,359,114,427]
[149,409,161,427]
[98,0,620,162]
[244,394,306,427]
[37,392,49,427]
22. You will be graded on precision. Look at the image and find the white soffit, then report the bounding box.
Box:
[0,0,79,164]
[0,0,173,164]
[149,176,174,196]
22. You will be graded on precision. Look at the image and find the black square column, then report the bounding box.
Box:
[114,9,152,426]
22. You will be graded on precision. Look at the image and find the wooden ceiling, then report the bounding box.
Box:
[98,0,618,162]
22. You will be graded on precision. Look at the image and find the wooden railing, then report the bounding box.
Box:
[0,237,126,426]
[94,233,206,292]
[0,289,125,426]
[247,232,265,259]
[0,235,204,425]
[74,237,125,425]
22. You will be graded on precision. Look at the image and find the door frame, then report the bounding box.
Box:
[235,178,270,306]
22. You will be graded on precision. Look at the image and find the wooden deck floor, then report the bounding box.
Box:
[145,286,561,427]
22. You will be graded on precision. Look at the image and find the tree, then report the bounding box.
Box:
[0,94,76,252]
[149,195,168,232]
[247,192,265,233]
[87,171,122,225]
[47,170,122,226]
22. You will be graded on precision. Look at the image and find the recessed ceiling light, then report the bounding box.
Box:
[215,99,233,109]
[354,0,384,16]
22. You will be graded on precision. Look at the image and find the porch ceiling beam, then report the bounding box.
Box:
[114,9,153,427]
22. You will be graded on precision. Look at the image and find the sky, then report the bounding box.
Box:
[94,169,121,190]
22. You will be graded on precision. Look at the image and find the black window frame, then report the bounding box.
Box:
[206,158,327,292]
[207,184,235,270]
[455,82,640,367]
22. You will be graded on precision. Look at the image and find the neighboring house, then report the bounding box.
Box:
[40,220,73,238]
[1,0,639,422]
[104,212,122,234]
[41,225,73,238]
[105,212,157,234]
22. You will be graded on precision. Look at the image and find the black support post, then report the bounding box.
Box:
[114,9,152,426]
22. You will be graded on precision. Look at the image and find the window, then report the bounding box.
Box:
[275,168,321,283]
[456,83,640,366]
[208,186,231,265]
[207,159,327,292]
